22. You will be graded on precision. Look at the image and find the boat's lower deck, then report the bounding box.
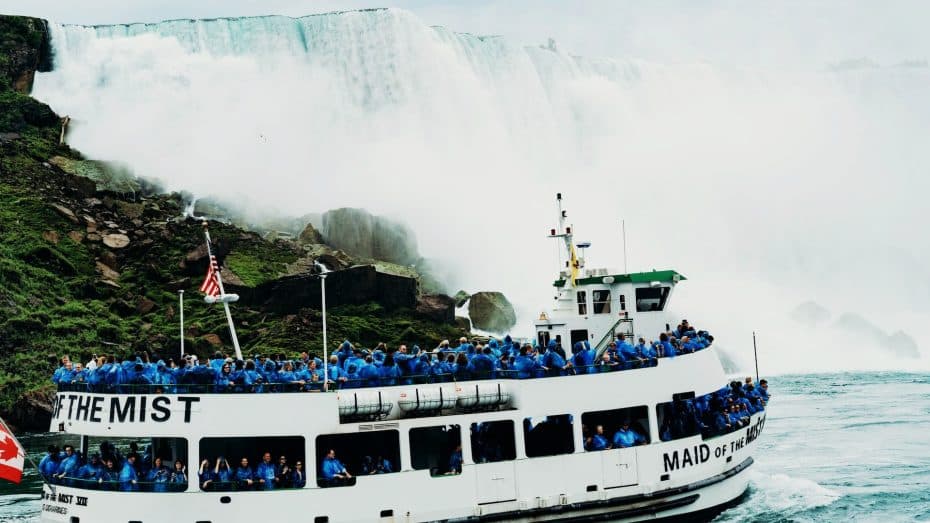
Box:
[39,412,764,523]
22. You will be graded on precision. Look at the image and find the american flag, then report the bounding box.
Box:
[199,255,220,297]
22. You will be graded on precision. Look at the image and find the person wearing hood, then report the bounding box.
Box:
[99,458,120,490]
[487,338,502,359]
[612,421,647,448]
[539,343,569,376]
[215,361,236,392]
[358,355,380,386]
[153,360,177,393]
[54,445,80,484]
[343,361,361,388]
[447,445,463,475]
[393,345,416,383]
[321,449,351,485]
[514,344,539,379]
[617,334,643,368]
[637,338,657,365]
[198,459,215,491]
[39,446,60,480]
[119,454,140,492]
[146,457,171,492]
[170,459,187,492]
[431,353,454,382]
[468,346,496,378]
[336,340,354,369]
[255,452,278,490]
[214,457,233,490]
[77,454,103,487]
[412,353,432,381]
[379,354,402,386]
[344,348,366,374]
[659,333,676,358]
[572,341,596,374]
[290,459,306,488]
[235,457,255,490]
[587,426,610,451]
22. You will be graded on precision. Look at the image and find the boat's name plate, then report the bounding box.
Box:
[662,414,765,473]
[53,393,200,424]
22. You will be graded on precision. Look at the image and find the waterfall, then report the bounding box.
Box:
[32,8,930,373]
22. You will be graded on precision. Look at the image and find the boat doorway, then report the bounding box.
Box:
[475,461,517,504]
[602,448,638,488]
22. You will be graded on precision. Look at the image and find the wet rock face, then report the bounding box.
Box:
[468,291,517,334]
[0,16,50,94]
[320,208,419,266]
[6,388,54,432]
[416,293,456,324]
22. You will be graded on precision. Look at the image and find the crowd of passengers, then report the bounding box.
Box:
[39,441,187,492]
[51,320,713,392]
[660,377,770,440]
[198,452,309,490]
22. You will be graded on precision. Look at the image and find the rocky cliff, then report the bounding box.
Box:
[0,15,467,431]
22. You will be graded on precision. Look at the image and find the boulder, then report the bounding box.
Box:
[468,292,517,334]
[416,293,456,324]
[102,233,130,249]
[42,230,59,244]
[95,261,120,281]
[455,316,472,332]
[297,222,324,245]
[136,297,156,315]
[203,333,222,346]
[67,230,84,243]
[99,250,118,270]
[50,203,78,224]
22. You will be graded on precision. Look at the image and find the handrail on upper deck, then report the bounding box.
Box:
[54,354,699,395]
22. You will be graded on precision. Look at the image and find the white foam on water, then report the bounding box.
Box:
[715,470,840,521]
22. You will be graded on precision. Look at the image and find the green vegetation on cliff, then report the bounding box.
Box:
[0,15,466,430]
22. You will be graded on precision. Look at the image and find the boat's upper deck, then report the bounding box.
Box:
[53,328,714,396]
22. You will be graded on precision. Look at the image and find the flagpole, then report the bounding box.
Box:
[201,221,243,361]
[179,290,185,357]
[320,273,329,392]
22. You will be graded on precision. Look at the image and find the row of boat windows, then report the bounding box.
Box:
[48,381,767,493]
[576,287,671,315]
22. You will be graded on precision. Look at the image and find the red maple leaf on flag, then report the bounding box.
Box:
[0,435,19,461]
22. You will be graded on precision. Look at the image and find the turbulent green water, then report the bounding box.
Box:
[2,372,929,521]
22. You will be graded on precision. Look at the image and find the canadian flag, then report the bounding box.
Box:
[0,418,25,484]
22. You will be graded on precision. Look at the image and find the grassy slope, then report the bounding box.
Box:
[0,16,465,420]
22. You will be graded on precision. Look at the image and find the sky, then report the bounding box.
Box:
[4,0,930,69]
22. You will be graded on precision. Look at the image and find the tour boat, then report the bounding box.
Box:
[39,194,767,522]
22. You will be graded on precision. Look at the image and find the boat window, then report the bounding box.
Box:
[316,430,400,487]
[199,436,304,491]
[619,294,626,311]
[570,329,588,348]
[576,291,587,315]
[470,420,516,463]
[410,425,462,476]
[635,286,670,312]
[46,436,189,492]
[592,290,611,314]
[537,331,551,349]
[523,414,574,458]
[581,406,650,451]
[656,396,703,442]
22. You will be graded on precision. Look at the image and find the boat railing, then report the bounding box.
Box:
[48,477,188,492]
[55,359,665,395]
